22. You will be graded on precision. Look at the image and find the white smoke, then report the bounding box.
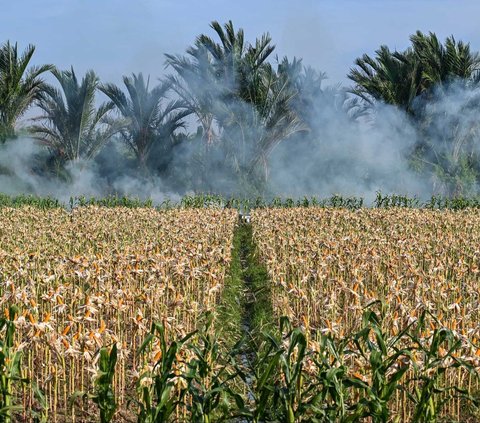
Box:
[3,82,480,203]
[269,82,480,201]
[0,138,180,204]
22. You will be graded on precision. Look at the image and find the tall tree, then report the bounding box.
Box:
[348,46,422,114]
[348,32,480,114]
[0,41,52,142]
[165,38,223,145]
[31,68,117,163]
[100,73,188,172]
[166,21,304,193]
[216,59,304,178]
[411,31,480,89]
[349,32,480,196]
[407,32,480,196]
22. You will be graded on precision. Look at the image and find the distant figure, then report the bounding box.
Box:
[240,213,251,224]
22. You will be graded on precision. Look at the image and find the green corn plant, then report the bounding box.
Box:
[325,194,363,210]
[425,195,441,209]
[70,344,118,423]
[158,199,173,210]
[308,334,350,422]
[248,333,282,422]
[329,194,346,208]
[252,197,265,209]
[182,312,245,422]
[30,381,48,423]
[0,194,60,209]
[343,308,415,423]
[134,322,195,423]
[179,193,226,209]
[71,195,155,209]
[270,197,283,208]
[274,317,308,423]
[247,317,312,423]
[405,313,479,423]
[297,196,310,207]
[92,344,118,423]
[0,305,27,422]
[375,192,390,208]
[302,311,414,422]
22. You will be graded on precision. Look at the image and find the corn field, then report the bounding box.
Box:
[2,204,480,422]
[0,206,237,422]
[252,207,480,421]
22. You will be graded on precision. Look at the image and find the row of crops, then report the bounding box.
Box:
[253,208,480,422]
[2,204,480,421]
[4,192,480,210]
[0,207,237,422]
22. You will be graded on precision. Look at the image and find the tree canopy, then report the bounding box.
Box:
[0,41,52,142]
[1,25,480,197]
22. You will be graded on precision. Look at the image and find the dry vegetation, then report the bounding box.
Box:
[4,204,480,421]
[252,207,480,420]
[0,206,237,422]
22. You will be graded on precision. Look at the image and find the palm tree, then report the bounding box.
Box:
[217,60,304,178]
[165,20,277,145]
[100,73,188,172]
[196,20,248,92]
[0,41,53,142]
[410,32,480,195]
[31,67,117,163]
[196,21,275,101]
[349,32,480,196]
[348,32,480,114]
[278,57,326,114]
[165,37,225,145]
[348,46,422,114]
[410,31,480,89]
[166,21,304,192]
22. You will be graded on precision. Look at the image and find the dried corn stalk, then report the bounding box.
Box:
[0,206,236,422]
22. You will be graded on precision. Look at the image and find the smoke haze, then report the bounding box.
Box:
[2,83,479,203]
[3,1,480,202]
[0,139,182,203]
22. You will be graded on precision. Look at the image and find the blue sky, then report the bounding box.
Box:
[3,0,480,87]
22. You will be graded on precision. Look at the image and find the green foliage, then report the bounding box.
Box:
[166,21,304,191]
[2,26,480,196]
[100,73,189,172]
[92,345,118,423]
[0,193,61,209]
[31,67,120,163]
[70,195,154,209]
[0,41,53,142]
[0,306,27,422]
[182,313,245,422]
[217,218,245,343]
[71,345,118,423]
[134,322,196,422]
[348,32,480,113]
[349,31,480,197]
[3,299,479,422]
[3,192,480,211]
[179,193,226,209]
[238,307,480,422]
[374,192,420,208]
[238,222,274,335]
[349,45,422,115]
[249,318,309,423]
[425,195,480,209]
[406,312,479,423]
